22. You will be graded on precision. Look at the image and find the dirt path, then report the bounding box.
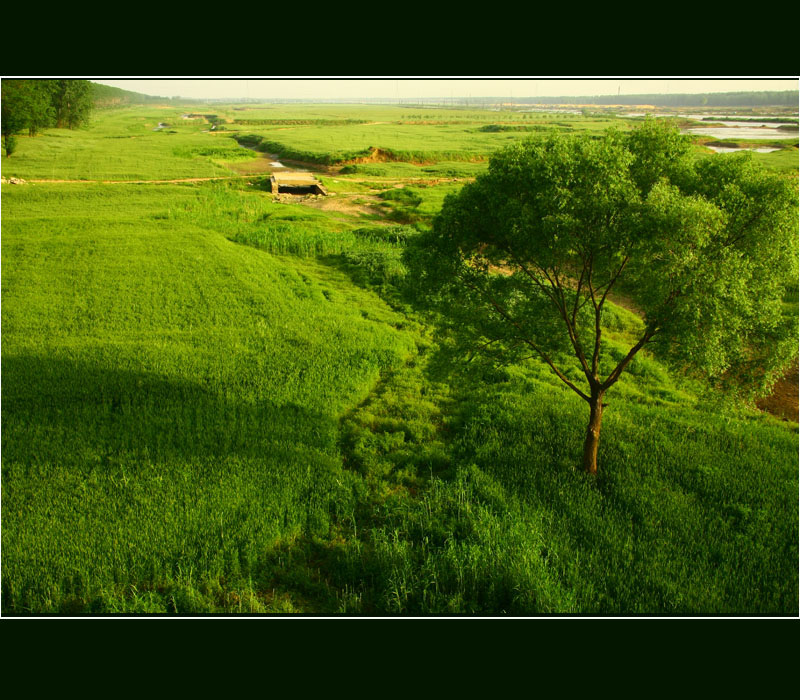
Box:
[21,176,246,185]
[18,173,470,187]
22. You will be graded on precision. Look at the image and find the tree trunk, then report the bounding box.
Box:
[582,389,604,474]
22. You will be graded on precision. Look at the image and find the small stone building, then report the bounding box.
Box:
[270,172,327,196]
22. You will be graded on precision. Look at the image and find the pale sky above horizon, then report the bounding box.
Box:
[88,78,799,101]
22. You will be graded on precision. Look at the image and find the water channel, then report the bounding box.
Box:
[620,112,798,151]
[684,125,798,140]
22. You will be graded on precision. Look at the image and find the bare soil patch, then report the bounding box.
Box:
[757,362,799,422]
[301,194,385,218]
[227,158,277,175]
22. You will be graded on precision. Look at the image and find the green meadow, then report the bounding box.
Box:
[751,147,799,173]
[227,107,629,165]
[1,103,797,614]
[0,107,256,181]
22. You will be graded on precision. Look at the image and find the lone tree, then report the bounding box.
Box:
[406,121,798,474]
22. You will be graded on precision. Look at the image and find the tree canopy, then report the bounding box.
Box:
[2,79,93,155]
[51,79,92,129]
[406,121,798,473]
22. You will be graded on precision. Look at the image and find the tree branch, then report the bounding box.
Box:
[598,255,630,308]
[459,271,591,403]
[602,326,658,390]
[588,255,630,377]
[571,255,590,327]
[503,246,593,378]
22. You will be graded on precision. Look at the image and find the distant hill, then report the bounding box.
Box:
[91,82,195,107]
[88,83,799,109]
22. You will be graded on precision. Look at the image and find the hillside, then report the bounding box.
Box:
[91,81,193,108]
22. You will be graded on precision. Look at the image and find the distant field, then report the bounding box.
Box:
[212,104,606,123]
[690,144,799,174]
[4,103,795,180]
[751,147,799,173]
[0,107,256,181]
[228,109,630,165]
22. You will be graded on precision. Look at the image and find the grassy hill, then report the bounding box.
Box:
[1,104,797,614]
[91,82,187,108]
[1,181,418,612]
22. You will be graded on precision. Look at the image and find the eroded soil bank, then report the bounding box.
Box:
[757,363,799,422]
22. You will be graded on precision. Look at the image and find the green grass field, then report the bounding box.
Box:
[226,108,629,165]
[1,181,419,612]
[1,107,257,181]
[2,103,797,614]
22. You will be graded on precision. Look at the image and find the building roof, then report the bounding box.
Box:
[270,172,321,186]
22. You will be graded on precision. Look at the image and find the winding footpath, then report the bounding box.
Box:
[13,176,246,185]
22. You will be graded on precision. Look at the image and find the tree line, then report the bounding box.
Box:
[508,91,799,108]
[2,79,93,157]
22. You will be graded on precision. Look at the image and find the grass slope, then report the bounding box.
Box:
[1,182,416,612]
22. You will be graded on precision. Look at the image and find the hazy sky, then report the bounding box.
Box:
[92,78,799,100]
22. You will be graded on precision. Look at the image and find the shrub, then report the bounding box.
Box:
[378,188,422,207]
[352,226,418,244]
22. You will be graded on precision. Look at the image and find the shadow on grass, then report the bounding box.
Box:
[1,353,340,465]
[1,353,360,614]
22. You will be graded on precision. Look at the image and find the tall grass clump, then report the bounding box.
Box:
[172,182,419,286]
